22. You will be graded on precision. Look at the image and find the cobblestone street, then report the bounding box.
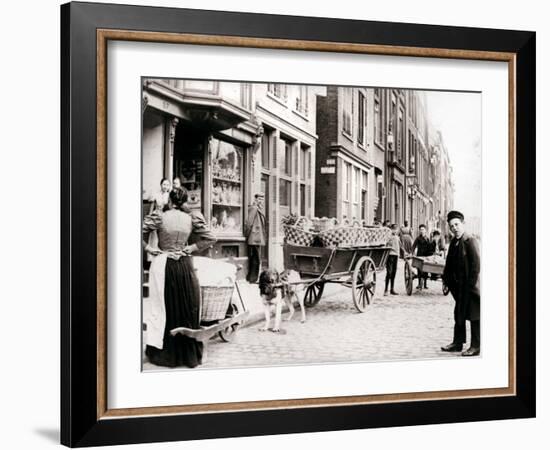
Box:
[143,261,468,371]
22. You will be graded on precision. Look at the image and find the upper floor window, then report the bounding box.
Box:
[342,87,353,136]
[268,83,287,102]
[295,85,309,116]
[374,91,383,145]
[397,108,404,162]
[358,91,366,146]
[240,83,252,110]
[412,93,417,126]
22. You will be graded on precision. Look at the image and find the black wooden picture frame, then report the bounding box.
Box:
[61,1,535,447]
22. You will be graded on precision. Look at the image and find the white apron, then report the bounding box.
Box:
[143,253,168,349]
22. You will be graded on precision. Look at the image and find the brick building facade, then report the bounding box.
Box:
[315,86,377,224]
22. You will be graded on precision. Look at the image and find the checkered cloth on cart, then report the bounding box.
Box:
[356,227,392,246]
[319,227,358,247]
[283,225,317,246]
[319,226,392,247]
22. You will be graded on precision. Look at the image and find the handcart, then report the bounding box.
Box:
[404,255,450,296]
[170,278,249,344]
[283,244,391,313]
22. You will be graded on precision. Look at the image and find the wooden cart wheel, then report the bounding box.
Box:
[404,260,413,296]
[304,282,325,308]
[219,303,240,343]
[352,256,376,312]
[442,282,450,296]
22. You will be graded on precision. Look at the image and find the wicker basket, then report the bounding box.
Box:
[200,285,234,322]
[318,226,359,247]
[355,227,392,246]
[283,224,318,247]
[318,226,392,247]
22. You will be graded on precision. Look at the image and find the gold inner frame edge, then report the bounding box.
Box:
[95,29,517,420]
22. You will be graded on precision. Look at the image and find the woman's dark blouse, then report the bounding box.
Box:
[143,209,216,252]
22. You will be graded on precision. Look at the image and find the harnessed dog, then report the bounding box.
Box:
[258,269,306,332]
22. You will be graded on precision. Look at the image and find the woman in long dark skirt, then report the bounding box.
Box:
[143,188,216,368]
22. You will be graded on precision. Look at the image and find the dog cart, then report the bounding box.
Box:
[404,255,450,296]
[283,244,391,312]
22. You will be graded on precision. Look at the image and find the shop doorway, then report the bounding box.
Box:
[173,126,206,212]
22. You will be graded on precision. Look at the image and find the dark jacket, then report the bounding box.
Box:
[443,233,480,323]
[245,204,266,246]
[412,235,432,257]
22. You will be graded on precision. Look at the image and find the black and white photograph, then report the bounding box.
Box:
[141,79,482,371]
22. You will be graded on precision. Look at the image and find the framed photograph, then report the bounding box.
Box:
[61,1,535,447]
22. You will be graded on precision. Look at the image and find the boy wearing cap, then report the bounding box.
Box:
[442,210,481,357]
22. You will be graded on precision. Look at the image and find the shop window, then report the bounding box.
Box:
[211,138,243,236]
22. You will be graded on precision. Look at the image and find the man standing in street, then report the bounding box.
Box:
[245,193,266,283]
[412,224,432,289]
[441,210,481,357]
